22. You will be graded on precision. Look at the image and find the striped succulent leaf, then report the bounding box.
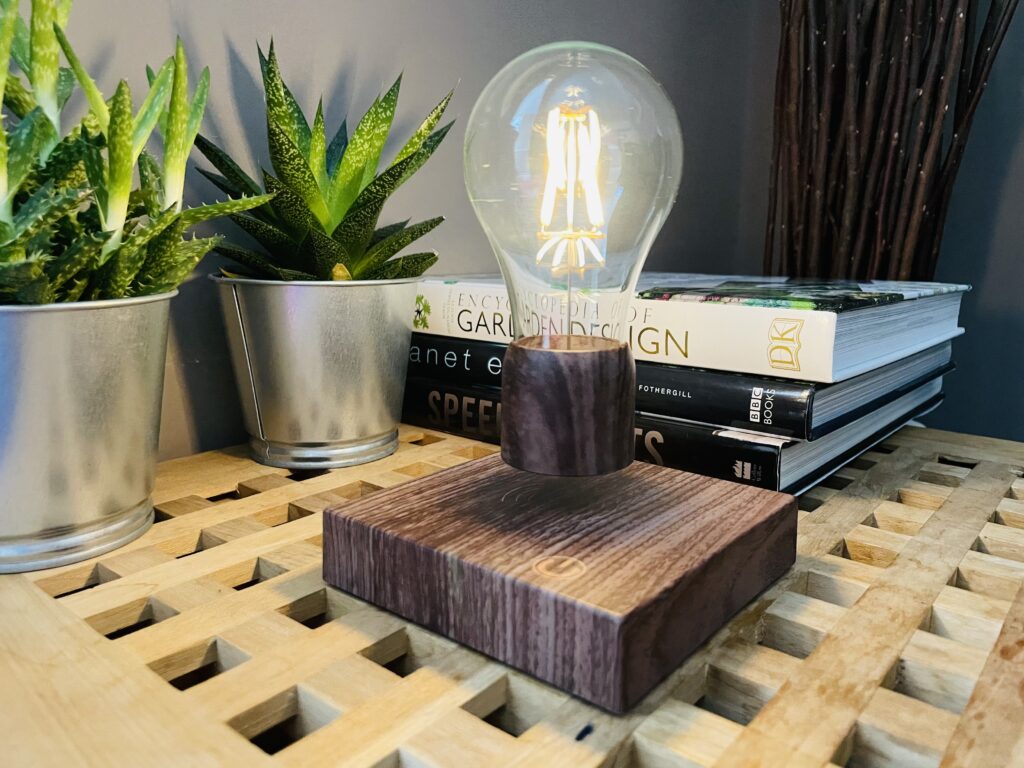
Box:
[259,42,311,158]
[327,75,401,229]
[267,118,328,225]
[363,251,437,281]
[193,134,263,197]
[131,234,221,296]
[353,216,442,278]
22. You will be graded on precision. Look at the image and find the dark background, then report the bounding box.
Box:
[67,1,1022,456]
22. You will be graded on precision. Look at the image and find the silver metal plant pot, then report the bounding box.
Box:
[0,292,174,573]
[212,275,418,470]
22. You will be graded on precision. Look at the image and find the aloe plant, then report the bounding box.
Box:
[196,42,453,281]
[0,0,269,304]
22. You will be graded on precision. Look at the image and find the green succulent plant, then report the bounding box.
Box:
[0,0,269,304]
[196,42,454,282]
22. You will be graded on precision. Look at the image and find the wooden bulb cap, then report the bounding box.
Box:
[500,334,636,476]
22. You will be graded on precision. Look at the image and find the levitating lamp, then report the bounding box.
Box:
[323,43,796,713]
[464,41,684,474]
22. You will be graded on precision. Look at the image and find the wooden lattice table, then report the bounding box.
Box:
[2,425,1023,767]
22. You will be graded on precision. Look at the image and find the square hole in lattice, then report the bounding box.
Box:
[874,443,897,454]
[797,495,824,513]
[395,462,444,478]
[478,673,568,738]
[332,480,384,500]
[848,456,877,471]
[49,564,109,598]
[163,637,250,691]
[205,489,241,503]
[453,445,500,460]
[409,433,446,446]
[104,598,178,640]
[278,587,360,629]
[366,624,457,680]
[244,687,339,755]
[937,455,979,470]
[818,473,854,491]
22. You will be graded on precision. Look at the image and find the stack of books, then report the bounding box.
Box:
[402,274,968,493]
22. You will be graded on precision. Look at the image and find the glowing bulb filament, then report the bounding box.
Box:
[537,104,605,274]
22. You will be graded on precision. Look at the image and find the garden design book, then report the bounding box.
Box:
[413,274,968,382]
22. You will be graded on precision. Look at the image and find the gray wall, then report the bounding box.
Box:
[64,1,1021,457]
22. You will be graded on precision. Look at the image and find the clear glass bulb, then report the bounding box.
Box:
[464,41,683,345]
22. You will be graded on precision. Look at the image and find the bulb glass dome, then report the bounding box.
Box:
[465,41,683,343]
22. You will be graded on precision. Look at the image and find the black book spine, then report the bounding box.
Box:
[402,377,784,490]
[408,333,814,438]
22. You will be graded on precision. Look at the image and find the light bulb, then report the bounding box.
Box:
[465,41,683,345]
[464,41,683,476]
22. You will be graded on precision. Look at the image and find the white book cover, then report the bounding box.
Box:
[413,274,968,382]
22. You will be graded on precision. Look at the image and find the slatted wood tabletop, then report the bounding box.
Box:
[2,424,1023,767]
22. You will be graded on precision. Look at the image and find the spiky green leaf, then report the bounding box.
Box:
[101,80,134,248]
[132,234,221,296]
[214,241,317,281]
[101,208,181,296]
[262,170,313,237]
[230,213,296,254]
[45,229,105,289]
[327,76,401,227]
[194,134,262,197]
[260,41,311,158]
[178,193,274,228]
[396,121,453,186]
[137,150,163,217]
[53,23,108,129]
[3,75,36,118]
[29,0,60,130]
[325,118,347,176]
[330,151,419,258]
[132,57,173,156]
[363,251,437,280]
[267,119,328,225]
[6,108,58,192]
[392,89,453,166]
[184,66,210,149]
[301,224,349,279]
[309,99,327,191]
[369,219,409,247]
[353,216,442,277]
[13,180,88,240]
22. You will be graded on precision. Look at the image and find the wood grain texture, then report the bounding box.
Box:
[501,335,635,476]
[322,454,797,712]
[5,425,1024,767]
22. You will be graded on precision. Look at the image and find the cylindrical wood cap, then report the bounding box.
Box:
[501,335,636,476]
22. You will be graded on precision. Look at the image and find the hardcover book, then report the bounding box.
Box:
[401,376,944,493]
[413,274,967,382]
[408,333,953,440]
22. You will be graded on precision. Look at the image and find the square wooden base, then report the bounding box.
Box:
[322,455,797,712]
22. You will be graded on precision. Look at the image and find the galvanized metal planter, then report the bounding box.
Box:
[0,292,174,573]
[212,275,418,470]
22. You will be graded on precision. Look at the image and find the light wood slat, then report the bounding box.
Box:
[995,497,1024,528]
[0,575,271,767]
[4,426,1024,767]
[940,583,1024,767]
[715,460,1016,767]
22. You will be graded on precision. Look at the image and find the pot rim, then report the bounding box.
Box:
[0,289,178,314]
[208,273,422,288]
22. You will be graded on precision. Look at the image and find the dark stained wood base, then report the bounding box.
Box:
[322,454,797,712]
[501,335,635,476]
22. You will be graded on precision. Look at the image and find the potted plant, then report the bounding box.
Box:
[198,43,453,469]
[0,0,268,572]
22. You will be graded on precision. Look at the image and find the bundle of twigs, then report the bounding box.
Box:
[763,0,1019,280]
